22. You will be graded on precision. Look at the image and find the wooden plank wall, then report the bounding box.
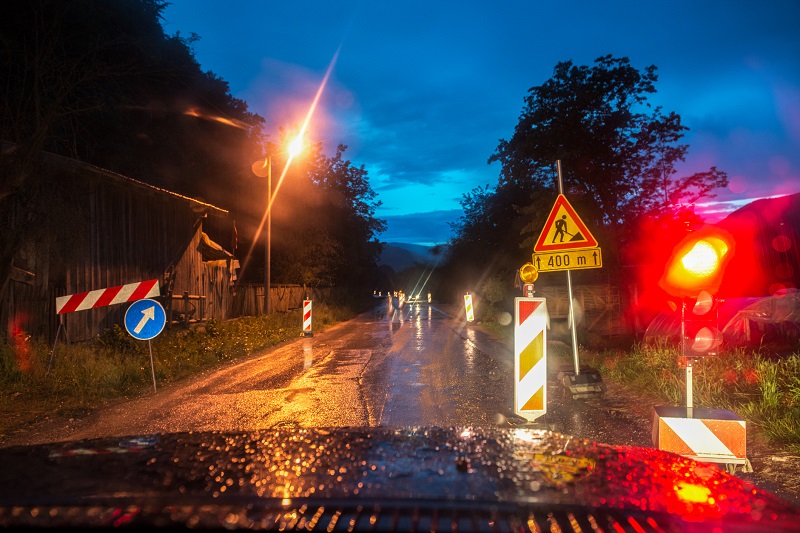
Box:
[2,160,229,343]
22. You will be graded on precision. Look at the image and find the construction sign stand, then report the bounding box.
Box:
[301,300,314,337]
[653,355,752,473]
[514,297,548,421]
[49,279,160,372]
[535,161,603,399]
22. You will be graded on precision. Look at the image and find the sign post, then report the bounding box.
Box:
[124,298,167,392]
[532,161,603,398]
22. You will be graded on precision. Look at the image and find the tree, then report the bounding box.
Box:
[493,55,727,228]
[444,55,728,288]
[0,0,265,301]
[270,144,386,289]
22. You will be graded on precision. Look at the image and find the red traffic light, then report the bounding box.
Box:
[659,226,735,299]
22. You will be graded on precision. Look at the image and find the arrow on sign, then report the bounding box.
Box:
[134,305,156,334]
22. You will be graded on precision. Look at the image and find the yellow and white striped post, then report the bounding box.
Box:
[464,293,474,322]
[514,297,547,421]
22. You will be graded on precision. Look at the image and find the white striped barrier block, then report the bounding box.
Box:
[652,406,749,468]
[514,297,548,421]
[56,279,159,314]
[464,293,474,322]
[302,300,313,335]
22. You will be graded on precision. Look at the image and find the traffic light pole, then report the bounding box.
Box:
[681,298,694,414]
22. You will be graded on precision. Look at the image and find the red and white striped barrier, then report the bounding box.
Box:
[514,297,548,421]
[653,406,748,467]
[302,300,313,335]
[56,279,159,314]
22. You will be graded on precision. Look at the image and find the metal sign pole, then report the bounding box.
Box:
[148,340,157,393]
[556,160,581,376]
[47,314,65,374]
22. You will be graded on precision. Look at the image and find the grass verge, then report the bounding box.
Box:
[475,312,800,453]
[0,303,357,439]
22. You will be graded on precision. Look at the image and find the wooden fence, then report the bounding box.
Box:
[229,284,337,317]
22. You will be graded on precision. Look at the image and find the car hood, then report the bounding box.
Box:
[1,426,798,531]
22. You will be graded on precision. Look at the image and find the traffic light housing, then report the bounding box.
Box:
[682,289,723,356]
[659,225,735,357]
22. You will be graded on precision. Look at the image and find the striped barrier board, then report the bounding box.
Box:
[652,406,748,467]
[514,297,547,421]
[464,294,474,322]
[56,279,159,314]
[302,300,313,335]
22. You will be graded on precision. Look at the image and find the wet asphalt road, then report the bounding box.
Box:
[3,301,651,449]
[5,301,799,507]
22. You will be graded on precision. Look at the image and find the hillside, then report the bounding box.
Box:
[378,243,440,272]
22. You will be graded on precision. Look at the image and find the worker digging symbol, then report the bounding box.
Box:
[552,215,584,243]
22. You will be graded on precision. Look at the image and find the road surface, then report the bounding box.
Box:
[3,301,798,506]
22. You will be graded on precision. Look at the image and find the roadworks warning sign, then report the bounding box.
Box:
[534,195,598,252]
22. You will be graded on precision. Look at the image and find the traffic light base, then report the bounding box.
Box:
[652,405,752,473]
[557,368,604,399]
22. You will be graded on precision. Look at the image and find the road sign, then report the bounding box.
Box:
[124,299,166,340]
[532,247,603,272]
[534,195,598,252]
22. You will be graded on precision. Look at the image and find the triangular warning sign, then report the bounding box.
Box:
[534,194,598,252]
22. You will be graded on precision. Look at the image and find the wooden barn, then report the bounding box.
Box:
[2,149,237,343]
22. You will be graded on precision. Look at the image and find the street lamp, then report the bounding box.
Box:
[251,135,305,314]
[250,156,272,314]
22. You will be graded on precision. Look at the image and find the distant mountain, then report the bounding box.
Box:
[378,243,443,271]
[717,192,800,297]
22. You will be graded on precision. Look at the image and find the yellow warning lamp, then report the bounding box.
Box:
[519,262,539,284]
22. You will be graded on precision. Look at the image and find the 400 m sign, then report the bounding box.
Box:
[533,248,602,273]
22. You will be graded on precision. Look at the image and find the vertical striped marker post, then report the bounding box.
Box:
[464,293,474,322]
[514,297,548,422]
[301,300,313,337]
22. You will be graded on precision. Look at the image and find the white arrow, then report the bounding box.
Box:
[134,306,155,334]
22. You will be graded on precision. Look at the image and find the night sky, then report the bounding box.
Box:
[162,0,800,246]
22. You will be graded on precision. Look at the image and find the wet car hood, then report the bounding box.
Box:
[1,426,798,531]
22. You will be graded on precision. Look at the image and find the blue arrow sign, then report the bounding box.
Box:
[124,299,166,340]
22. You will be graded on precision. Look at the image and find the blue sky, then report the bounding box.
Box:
[162,0,800,246]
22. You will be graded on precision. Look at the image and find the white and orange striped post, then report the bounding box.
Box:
[301,299,313,337]
[514,297,548,421]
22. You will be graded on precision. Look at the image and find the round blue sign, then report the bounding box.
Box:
[124,299,166,340]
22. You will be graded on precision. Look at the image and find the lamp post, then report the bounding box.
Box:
[265,154,272,315]
[252,135,305,315]
[250,155,273,315]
